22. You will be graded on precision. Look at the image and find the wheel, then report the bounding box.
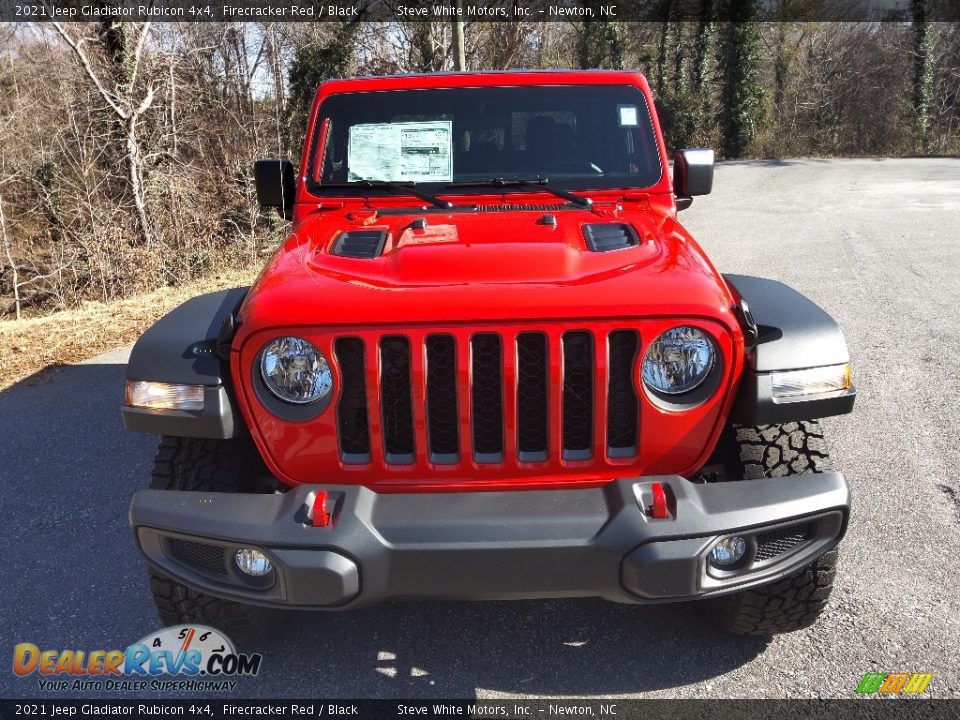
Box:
[710,420,840,635]
[146,436,283,643]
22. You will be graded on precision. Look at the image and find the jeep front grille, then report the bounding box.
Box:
[333,326,642,471]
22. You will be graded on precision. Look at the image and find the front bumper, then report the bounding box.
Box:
[129,474,849,609]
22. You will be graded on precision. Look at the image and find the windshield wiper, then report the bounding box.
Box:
[320,180,452,209]
[447,177,592,208]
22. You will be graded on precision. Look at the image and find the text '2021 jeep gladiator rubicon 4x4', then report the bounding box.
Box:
[123,70,855,637]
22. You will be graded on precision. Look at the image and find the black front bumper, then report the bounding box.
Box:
[129,474,849,609]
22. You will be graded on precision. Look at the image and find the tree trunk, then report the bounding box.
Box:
[719,3,764,158]
[774,23,789,116]
[673,21,688,94]
[656,20,670,94]
[126,116,153,247]
[692,0,713,94]
[912,0,935,152]
[452,0,466,71]
[0,194,20,320]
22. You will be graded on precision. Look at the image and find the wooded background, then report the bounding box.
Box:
[1,10,958,319]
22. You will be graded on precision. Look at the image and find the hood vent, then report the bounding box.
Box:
[331,230,388,259]
[582,223,640,252]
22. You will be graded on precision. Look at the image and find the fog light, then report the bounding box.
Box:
[235,548,272,576]
[709,536,747,567]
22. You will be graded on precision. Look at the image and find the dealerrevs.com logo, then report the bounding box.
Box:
[13,625,262,692]
[855,672,933,695]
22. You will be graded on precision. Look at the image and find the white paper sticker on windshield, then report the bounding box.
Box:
[618,105,639,127]
[348,121,453,183]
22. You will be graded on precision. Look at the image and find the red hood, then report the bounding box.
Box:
[234,198,739,346]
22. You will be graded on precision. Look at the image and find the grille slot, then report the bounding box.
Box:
[516,333,549,461]
[471,334,504,462]
[380,336,415,463]
[582,223,640,252]
[167,538,227,576]
[331,230,388,259]
[335,338,370,463]
[606,330,639,457]
[426,335,459,463]
[562,331,594,459]
[755,524,813,562]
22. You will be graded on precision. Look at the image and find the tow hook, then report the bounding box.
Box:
[636,481,674,520]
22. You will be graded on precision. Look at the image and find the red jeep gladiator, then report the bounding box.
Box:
[123,71,855,637]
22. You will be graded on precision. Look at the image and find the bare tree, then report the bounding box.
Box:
[0,183,18,320]
[52,22,156,246]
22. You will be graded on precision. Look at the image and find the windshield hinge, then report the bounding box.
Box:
[621,192,651,208]
[589,199,622,217]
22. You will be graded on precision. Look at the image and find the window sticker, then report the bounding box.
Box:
[348,121,453,183]
[618,105,639,127]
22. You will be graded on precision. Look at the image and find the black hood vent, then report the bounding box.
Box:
[582,223,640,252]
[331,230,388,259]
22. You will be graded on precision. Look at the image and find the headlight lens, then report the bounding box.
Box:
[642,326,715,395]
[260,337,333,404]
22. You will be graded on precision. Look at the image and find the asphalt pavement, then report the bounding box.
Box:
[1,159,958,699]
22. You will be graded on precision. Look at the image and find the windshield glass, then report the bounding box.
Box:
[308,85,663,195]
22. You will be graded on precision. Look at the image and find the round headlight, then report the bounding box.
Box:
[642,326,715,395]
[260,337,333,404]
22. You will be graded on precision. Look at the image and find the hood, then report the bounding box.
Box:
[235,201,739,342]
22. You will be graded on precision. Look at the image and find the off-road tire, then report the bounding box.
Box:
[146,436,282,643]
[712,420,840,635]
[733,421,833,479]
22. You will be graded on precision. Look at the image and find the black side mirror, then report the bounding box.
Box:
[673,148,714,211]
[254,159,295,219]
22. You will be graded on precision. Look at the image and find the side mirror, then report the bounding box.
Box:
[673,148,714,211]
[254,159,295,220]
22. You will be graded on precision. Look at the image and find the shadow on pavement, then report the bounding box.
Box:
[0,363,769,699]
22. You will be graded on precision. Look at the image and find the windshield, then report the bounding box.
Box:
[307,85,663,196]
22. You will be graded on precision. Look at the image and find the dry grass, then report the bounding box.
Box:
[0,267,258,392]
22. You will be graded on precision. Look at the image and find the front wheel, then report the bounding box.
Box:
[145,436,283,644]
[710,421,841,635]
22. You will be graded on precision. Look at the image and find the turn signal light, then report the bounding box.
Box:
[125,380,204,412]
[771,363,851,401]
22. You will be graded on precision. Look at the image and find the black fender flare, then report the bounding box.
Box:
[725,275,856,425]
[122,288,248,438]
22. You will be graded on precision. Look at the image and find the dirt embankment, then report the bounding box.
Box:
[0,268,257,392]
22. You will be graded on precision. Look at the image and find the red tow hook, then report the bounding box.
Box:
[309,490,332,527]
[649,482,670,519]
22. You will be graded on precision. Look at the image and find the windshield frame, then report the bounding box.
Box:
[302,82,668,201]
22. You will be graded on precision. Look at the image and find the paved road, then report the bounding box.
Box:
[2,159,959,699]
